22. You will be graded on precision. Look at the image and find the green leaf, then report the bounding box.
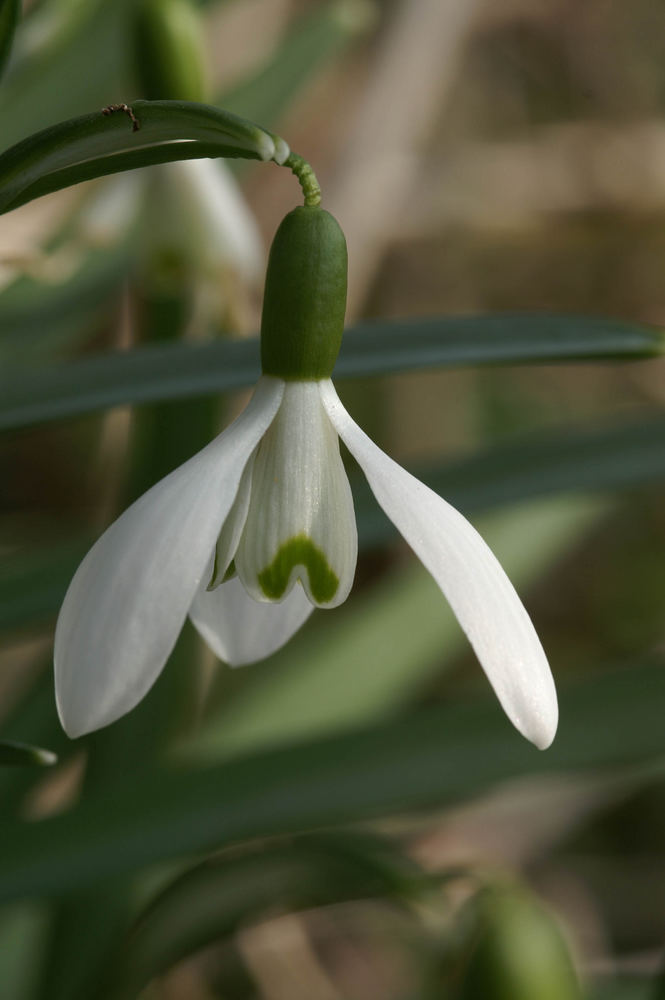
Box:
[0,537,92,635]
[0,99,288,215]
[0,903,48,1000]
[0,0,20,81]
[105,832,421,998]
[335,313,665,372]
[590,979,654,1000]
[0,740,56,767]
[0,0,135,150]
[1,314,661,430]
[0,667,70,814]
[0,660,663,903]
[0,239,132,366]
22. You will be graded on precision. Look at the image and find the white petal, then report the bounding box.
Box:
[236,381,357,609]
[159,158,264,279]
[189,572,313,666]
[320,381,558,750]
[207,456,254,590]
[55,377,284,738]
[79,170,144,247]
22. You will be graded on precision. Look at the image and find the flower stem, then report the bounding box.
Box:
[285,152,321,207]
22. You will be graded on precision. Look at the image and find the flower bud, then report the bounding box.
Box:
[134,0,208,102]
[447,885,582,1000]
[260,205,348,380]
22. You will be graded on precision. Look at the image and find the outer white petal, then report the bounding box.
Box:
[320,381,558,750]
[189,572,313,666]
[236,381,357,609]
[55,377,284,738]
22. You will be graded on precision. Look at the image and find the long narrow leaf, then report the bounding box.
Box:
[0,0,20,81]
[0,661,662,903]
[0,537,91,634]
[1,314,661,431]
[0,240,132,366]
[106,833,420,999]
[0,669,70,814]
[0,0,134,150]
[0,100,288,214]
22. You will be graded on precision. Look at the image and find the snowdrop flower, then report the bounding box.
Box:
[55,205,558,749]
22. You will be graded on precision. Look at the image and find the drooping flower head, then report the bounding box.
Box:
[55,200,558,749]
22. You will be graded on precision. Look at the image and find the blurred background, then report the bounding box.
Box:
[2,0,665,997]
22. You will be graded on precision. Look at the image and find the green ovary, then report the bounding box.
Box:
[258,534,339,604]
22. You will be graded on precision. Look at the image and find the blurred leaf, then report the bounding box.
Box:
[443,884,582,1000]
[0,660,664,903]
[222,0,374,126]
[104,832,421,998]
[334,313,665,372]
[0,99,288,215]
[189,496,606,759]
[0,0,20,81]
[0,903,47,1000]
[0,740,56,766]
[652,966,665,999]
[0,239,132,366]
[0,667,70,814]
[35,885,134,1000]
[0,0,134,149]
[1,314,661,430]
[0,537,91,634]
[591,980,654,1000]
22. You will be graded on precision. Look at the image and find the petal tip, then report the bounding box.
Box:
[55,705,86,741]
[55,685,93,740]
[522,698,559,751]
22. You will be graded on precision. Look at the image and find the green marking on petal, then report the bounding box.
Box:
[258,534,339,604]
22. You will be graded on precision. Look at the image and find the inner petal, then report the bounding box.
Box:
[207,455,254,590]
[235,380,357,608]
